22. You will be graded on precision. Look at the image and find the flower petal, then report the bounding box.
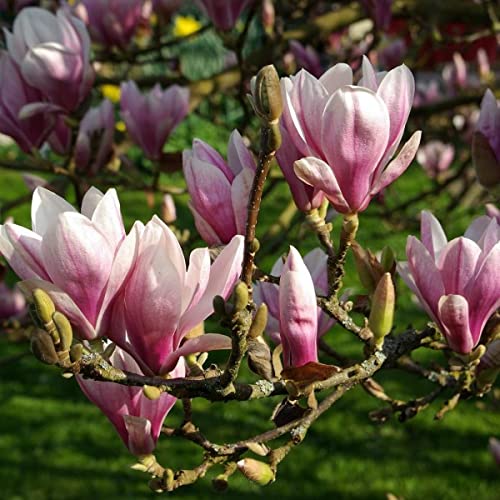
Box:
[18,278,96,340]
[160,333,231,374]
[41,212,114,326]
[438,294,474,354]
[178,235,244,337]
[31,186,75,237]
[294,157,350,213]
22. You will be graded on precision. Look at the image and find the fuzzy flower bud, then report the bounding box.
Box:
[369,273,395,347]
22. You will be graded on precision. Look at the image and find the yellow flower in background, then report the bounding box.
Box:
[100,84,121,103]
[116,121,126,133]
[173,16,202,38]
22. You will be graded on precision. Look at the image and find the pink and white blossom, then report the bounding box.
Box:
[111,217,244,375]
[4,7,94,113]
[0,187,138,341]
[254,247,334,346]
[183,130,256,245]
[273,247,319,368]
[399,211,500,354]
[78,345,183,456]
[282,56,421,214]
[120,81,189,160]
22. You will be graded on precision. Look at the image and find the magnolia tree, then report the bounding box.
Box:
[0,0,498,493]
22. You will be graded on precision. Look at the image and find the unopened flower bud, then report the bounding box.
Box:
[369,273,395,348]
[249,303,268,339]
[247,337,273,381]
[32,288,55,325]
[249,65,283,124]
[70,343,85,363]
[352,243,377,293]
[262,0,275,33]
[380,246,396,273]
[212,474,229,492]
[143,385,162,401]
[233,281,249,312]
[237,458,275,486]
[161,194,177,224]
[490,437,500,467]
[213,295,227,317]
[52,312,73,351]
[473,131,500,191]
[31,329,59,365]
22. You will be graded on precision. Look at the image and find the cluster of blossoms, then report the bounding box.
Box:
[0,187,244,454]
[0,0,498,477]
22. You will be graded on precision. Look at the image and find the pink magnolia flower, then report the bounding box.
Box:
[490,438,500,467]
[277,247,319,368]
[4,7,94,113]
[78,345,183,456]
[378,38,407,69]
[399,211,500,354]
[0,51,55,153]
[183,130,255,246]
[75,99,115,175]
[442,52,468,94]
[197,0,254,31]
[475,89,500,164]
[74,0,145,49]
[289,40,322,78]
[360,0,392,30]
[110,217,244,375]
[120,81,189,161]
[254,247,334,347]
[416,141,455,178]
[0,187,140,341]
[0,276,26,320]
[285,57,421,214]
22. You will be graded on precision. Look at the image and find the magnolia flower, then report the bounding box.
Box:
[442,52,468,93]
[490,438,500,467]
[110,217,244,375]
[74,0,145,49]
[4,7,94,113]
[120,81,189,160]
[289,40,322,78]
[360,0,392,30]
[277,247,319,368]
[78,345,183,456]
[473,89,500,189]
[75,99,115,175]
[283,56,421,214]
[399,211,500,354]
[0,187,139,341]
[0,51,54,153]
[254,248,334,345]
[378,38,407,69]
[197,0,254,31]
[417,141,455,178]
[0,281,26,320]
[183,130,256,246]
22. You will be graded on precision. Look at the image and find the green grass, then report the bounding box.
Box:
[0,117,499,499]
